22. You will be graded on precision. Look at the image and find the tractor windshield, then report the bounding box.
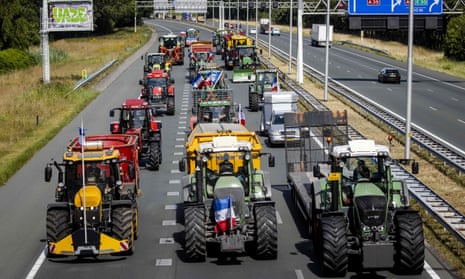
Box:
[148,55,164,65]
[65,161,120,191]
[147,77,167,88]
[339,156,385,183]
[238,47,254,57]
[163,37,178,49]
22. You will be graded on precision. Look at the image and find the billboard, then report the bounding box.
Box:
[348,0,443,15]
[47,1,93,32]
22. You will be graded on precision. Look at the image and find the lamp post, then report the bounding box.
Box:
[288,0,293,73]
[268,0,271,58]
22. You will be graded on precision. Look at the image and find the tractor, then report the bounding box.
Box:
[141,52,171,78]
[44,134,140,257]
[285,110,425,276]
[110,98,163,170]
[139,69,175,115]
[178,123,277,261]
[248,69,279,111]
[159,34,184,65]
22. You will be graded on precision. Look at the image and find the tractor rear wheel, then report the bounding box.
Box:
[112,206,135,255]
[255,205,278,259]
[147,142,160,171]
[250,92,260,112]
[167,97,175,115]
[46,208,72,257]
[184,206,206,261]
[320,215,348,276]
[394,212,425,274]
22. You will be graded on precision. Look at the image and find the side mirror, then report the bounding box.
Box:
[170,78,175,84]
[45,165,52,182]
[179,159,186,172]
[313,165,321,178]
[268,155,275,167]
[412,161,419,174]
[141,55,144,60]
[109,110,115,117]
[128,164,136,179]
[139,79,144,85]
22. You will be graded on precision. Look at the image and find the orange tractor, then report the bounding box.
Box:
[159,34,184,65]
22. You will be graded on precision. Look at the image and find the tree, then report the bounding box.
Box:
[444,14,465,61]
[0,0,40,50]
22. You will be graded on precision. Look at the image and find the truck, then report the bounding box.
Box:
[139,69,176,115]
[110,98,163,170]
[259,91,299,146]
[311,24,333,47]
[178,123,277,261]
[284,110,425,275]
[44,134,140,257]
[248,68,279,112]
[260,18,270,34]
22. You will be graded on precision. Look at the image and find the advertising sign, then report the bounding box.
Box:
[47,1,93,31]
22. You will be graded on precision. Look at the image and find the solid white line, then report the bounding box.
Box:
[424,261,441,279]
[275,210,283,224]
[25,248,46,279]
[458,119,465,125]
[295,269,304,279]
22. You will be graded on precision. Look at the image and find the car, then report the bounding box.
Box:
[378,68,401,84]
[250,27,257,35]
[271,27,281,36]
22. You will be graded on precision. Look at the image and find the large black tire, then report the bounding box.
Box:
[112,206,135,255]
[394,212,425,274]
[319,215,348,276]
[166,97,175,115]
[46,208,72,257]
[250,92,260,112]
[255,205,278,259]
[146,142,160,171]
[184,206,206,261]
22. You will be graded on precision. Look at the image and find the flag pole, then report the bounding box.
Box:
[79,119,88,244]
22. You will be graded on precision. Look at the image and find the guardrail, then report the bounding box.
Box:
[73,59,118,91]
[256,38,465,247]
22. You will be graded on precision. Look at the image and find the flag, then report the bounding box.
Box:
[208,51,215,61]
[271,76,278,92]
[238,103,246,126]
[214,196,236,233]
[191,73,204,88]
[78,120,86,146]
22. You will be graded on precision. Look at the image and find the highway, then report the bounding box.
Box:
[256,28,465,153]
[0,19,456,279]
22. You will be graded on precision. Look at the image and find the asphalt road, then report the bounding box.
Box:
[0,19,456,279]
[257,29,465,153]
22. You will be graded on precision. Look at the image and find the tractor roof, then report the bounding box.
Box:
[331,140,390,158]
[123,98,148,109]
[146,69,168,78]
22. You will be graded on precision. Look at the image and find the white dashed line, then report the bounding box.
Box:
[160,237,175,244]
[167,191,179,196]
[169,179,180,184]
[162,220,176,226]
[155,259,173,266]
[164,204,177,210]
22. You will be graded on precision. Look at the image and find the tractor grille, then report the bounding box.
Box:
[355,196,387,227]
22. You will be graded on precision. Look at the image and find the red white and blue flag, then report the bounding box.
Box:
[78,120,86,146]
[238,103,246,126]
[271,76,278,92]
[214,196,236,233]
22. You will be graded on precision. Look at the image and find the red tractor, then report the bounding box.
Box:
[139,69,175,115]
[159,34,184,65]
[110,99,163,171]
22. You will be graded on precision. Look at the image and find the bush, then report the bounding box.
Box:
[0,48,38,74]
[444,14,465,61]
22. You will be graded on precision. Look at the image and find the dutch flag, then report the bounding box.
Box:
[214,196,236,233]
[238,103,246,126]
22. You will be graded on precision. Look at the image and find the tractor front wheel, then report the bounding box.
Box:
[320,215,348,276]
[249,92,260,112]
[167,97,175,115]
[146,142,160,171]
[255,205,278,259]
[112,206,135,255]
[394,212,425,274]
[46,208,72,257]
[184,206,206,261]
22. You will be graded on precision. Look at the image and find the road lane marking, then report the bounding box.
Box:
[169,179,180,184]
[295,269,304,279]
[165,204,177,210]
[160,238,175,244]
[162,220,176,226]
[167,191,179,196]
[25,248,46,279]
[155,259,172,266]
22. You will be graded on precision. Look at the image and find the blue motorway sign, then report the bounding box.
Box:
[348,0,443,15]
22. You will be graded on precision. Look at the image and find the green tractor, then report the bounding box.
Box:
[179,123,277,261]
[248,69,279,111]
[232,45,259,83]
[285,111,425,276]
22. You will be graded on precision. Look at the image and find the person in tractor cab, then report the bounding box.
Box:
[353,159,370,181]
[219,154,234,175]
[85,162,106,188]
